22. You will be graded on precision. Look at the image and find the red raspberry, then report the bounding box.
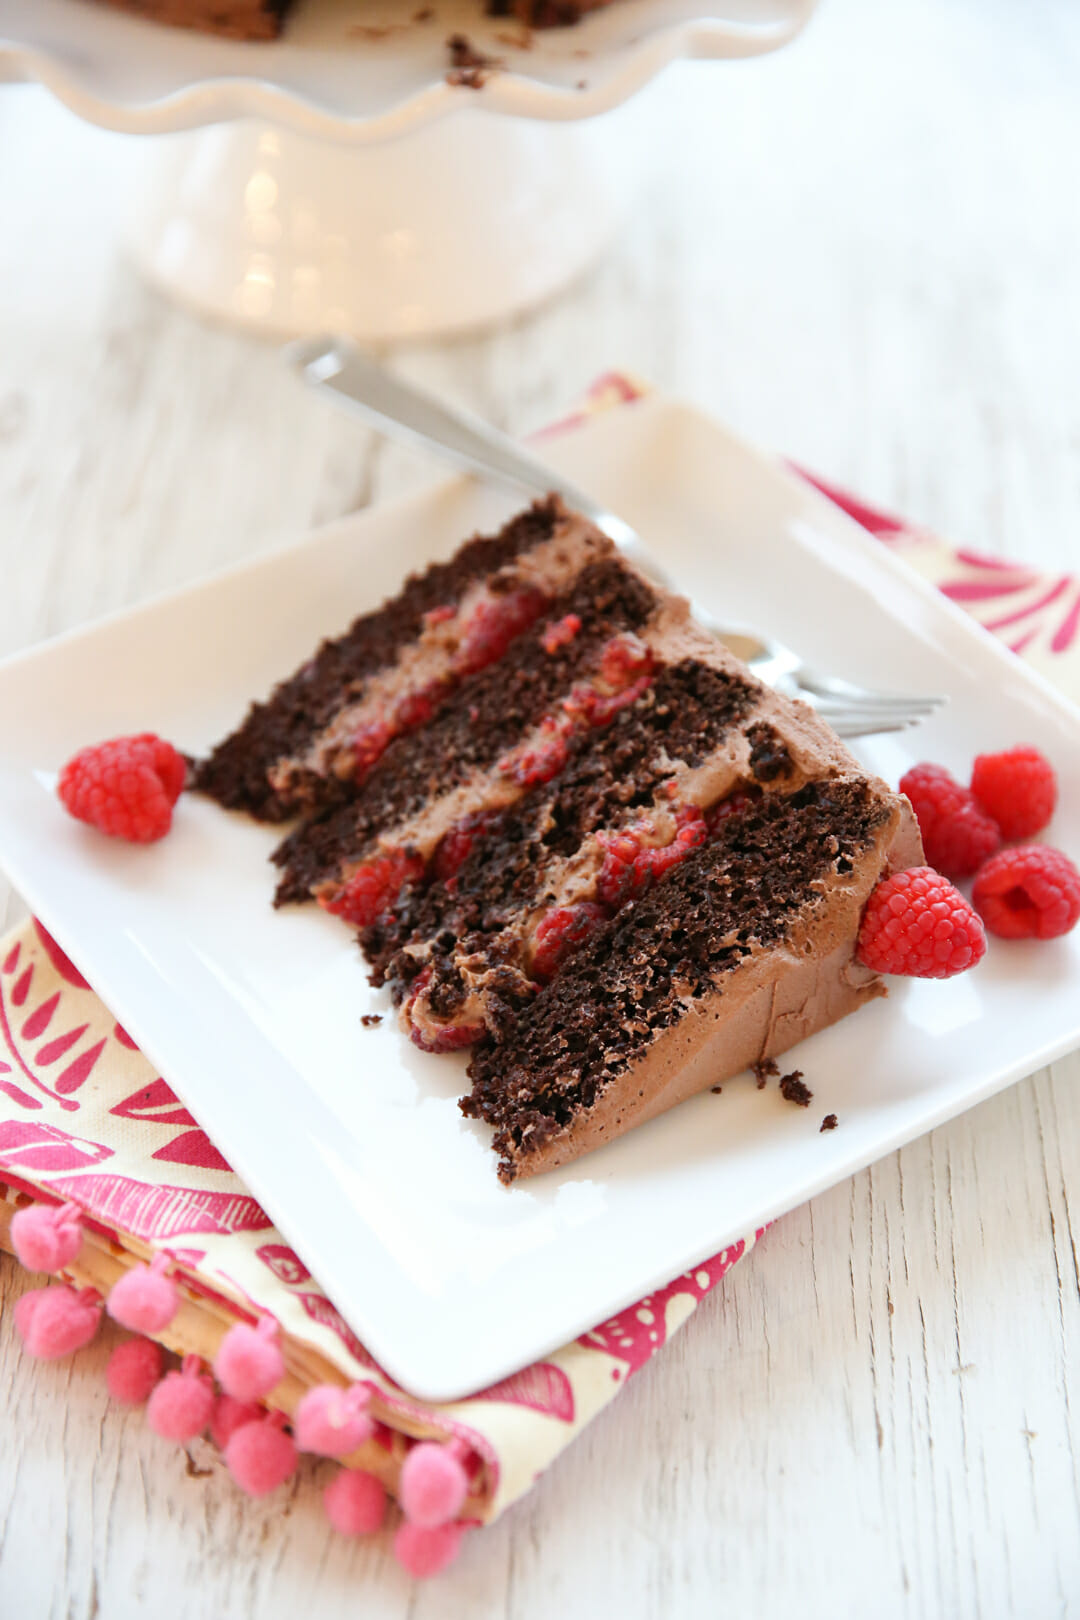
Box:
[562,673,653,730]
[497,717,572,787]
[531,901,609,981]
[422,604,456,629]
[540,614,582,654]
[648,804,707,880]
[972,844,1080,940]
[971,746,1057,840]
[403,967,484,1054]
[455,587,546,676]
[350,717,395,781]
[596,827,653,910]
[392,678,449,733]
[57,733,187,843]
[596,808,706,909]
[856,866,986,979]
[899,762,1001,878]
[319,849,424,927]
[598,633,654,691]
[433,810,502,883]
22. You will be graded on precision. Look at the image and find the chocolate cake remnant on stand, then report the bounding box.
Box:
[93,0,617,39]
[95,0,292,37]
[196,497,922,1183]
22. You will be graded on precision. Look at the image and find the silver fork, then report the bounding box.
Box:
[284,336,944,739]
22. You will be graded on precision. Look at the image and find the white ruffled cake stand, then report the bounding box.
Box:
[0,0,817,339]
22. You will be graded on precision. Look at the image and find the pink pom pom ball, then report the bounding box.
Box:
[225,1416,297,1497]
[210,1394,265,1452]
[106,1336,165,1404]
[214,1316,284,1402]
[146,1358,214,1442]
[323,1468,386,1536]
[107,1254,178,1335]
[393,1522,466,1579]
[294,1384,373,1458]
[15,1284,101,1360]
[399,1441,469,1528]
[10,1201,83,1274]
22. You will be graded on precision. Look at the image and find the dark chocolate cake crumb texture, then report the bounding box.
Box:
[778,1070,812,1107]
[465,779,889,1181]
[753,1056,780,1090]
[820,1113,839,1132]
[360,1014,383,1028]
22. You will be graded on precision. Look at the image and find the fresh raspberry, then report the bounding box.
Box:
[392,678,449,733]
[596,827,654,910]
[706,786,762,834]
[497,716,572,787]
[856,866,986,978]
[899,762,1001,878]
[970,746,1057,840]
[455,587,546,676]
[540,614,582,654]
[432,810,503,883]
[350,717,394,781]
[596,808,706,909]
[562,673,653,729]
[57,733,187,843]
[531,901,609,981]
[319,850,424,927]
[598,633,654,691]
[648,804,707,880]
[972,844,1080,940]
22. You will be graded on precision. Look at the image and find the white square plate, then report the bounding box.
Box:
[1,395,1079,1401]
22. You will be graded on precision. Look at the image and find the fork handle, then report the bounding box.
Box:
[284,335,643,556]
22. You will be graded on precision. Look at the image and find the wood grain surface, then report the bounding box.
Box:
[1,0,1079,1613]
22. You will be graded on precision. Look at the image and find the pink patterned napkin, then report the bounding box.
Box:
[1,375,1077,1533]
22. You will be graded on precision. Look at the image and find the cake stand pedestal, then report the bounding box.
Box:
[125,111,626,341]
[1,0,817,340]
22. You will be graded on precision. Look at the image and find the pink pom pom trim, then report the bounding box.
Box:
[107,1251,179,1335]
[14,1283,102,1360]
[323,1468,386,1536]
[10,1200,83,1274]
[106,1336,165,1404]
[399,1439,471,1527]
[146,1354,214,1443]
[294,1383,374,1458]
[394,1521,466,1579]
[213,1314,284,1402]
[210,1393,265,1452]
[224,1410,297,1497]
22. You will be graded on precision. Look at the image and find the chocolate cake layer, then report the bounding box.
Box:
[464,778,913,1182]
[194,499,566,822]
[269,554,658,902]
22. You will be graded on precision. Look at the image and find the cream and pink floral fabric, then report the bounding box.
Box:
[0,376,1076,1524]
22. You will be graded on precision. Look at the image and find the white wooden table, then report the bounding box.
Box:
[2,1,1080,1613]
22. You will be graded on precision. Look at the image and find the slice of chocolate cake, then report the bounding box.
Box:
[196,499,922,1183]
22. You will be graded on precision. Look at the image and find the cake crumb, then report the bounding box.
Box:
[710,1085,722,1095]
[361,1014,383,1028]
[753,1057,779,1090]
[820,1113,838,1132]
[779,1070,812,1107]
[447,34,502,87]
